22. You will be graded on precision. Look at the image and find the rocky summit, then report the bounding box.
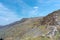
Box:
[0,10,60,40]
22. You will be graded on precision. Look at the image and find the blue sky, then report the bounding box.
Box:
[0,0,60,25]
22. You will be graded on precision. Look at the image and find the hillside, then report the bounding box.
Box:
[0,10,60,40]
[41,10,60,25]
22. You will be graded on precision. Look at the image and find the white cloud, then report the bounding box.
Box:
[33,6,38,9]
[0,3,20,25]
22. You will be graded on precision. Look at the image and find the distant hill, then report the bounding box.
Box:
[0,10,60,40]
[0,26,4,28]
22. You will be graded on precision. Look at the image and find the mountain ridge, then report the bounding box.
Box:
[0,10,60,40]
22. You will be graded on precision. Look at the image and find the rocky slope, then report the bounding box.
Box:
[0,10,60,40]
[41,10,60,25]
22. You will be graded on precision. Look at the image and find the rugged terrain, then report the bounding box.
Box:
[0,10,60,40]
